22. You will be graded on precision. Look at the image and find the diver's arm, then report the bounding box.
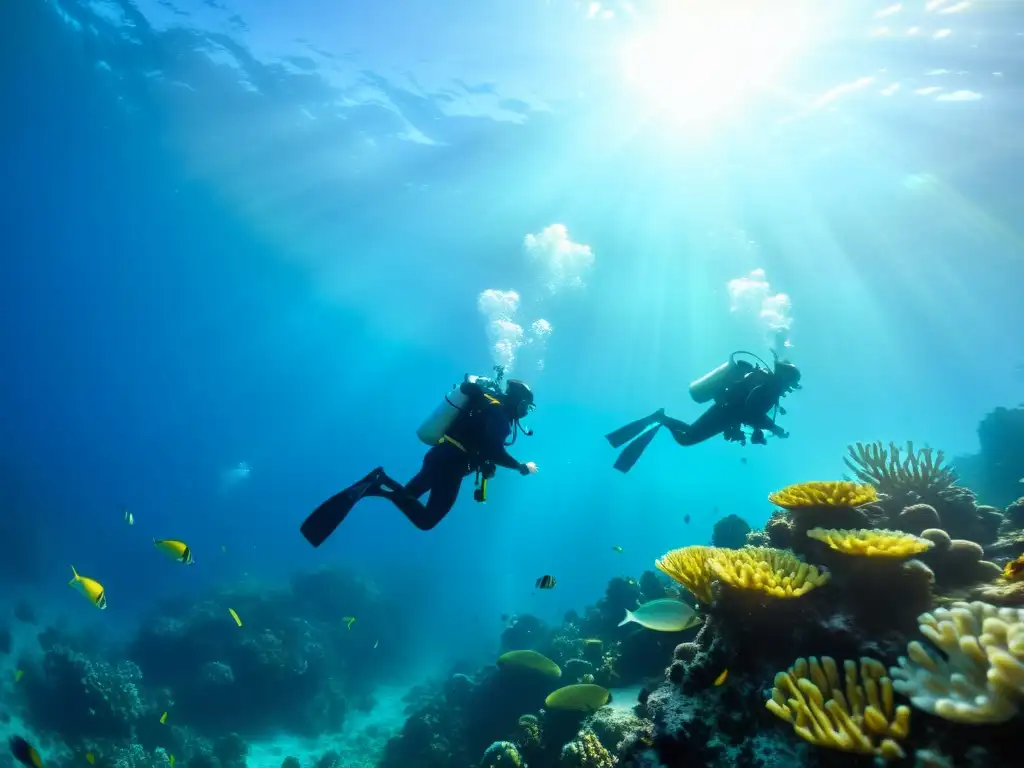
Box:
[460,380,485,400]
[491,446,529,472]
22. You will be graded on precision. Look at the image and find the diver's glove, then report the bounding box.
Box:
[518,462,539,475]
[773,428,790,439]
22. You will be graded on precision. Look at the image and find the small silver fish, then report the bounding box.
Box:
[618,599,701,632]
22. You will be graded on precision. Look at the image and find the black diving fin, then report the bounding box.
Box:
[605,409,665,449]
[301,468,386,547]
[613,424,662,473]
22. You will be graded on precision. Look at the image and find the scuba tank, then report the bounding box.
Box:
[415,369,505,445]
[688,351,766,404]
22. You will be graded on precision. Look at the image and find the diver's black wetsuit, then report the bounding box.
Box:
[660,364,787,446]
[606,362,794,474]
[300,382,530,546]
[378,382,526,530]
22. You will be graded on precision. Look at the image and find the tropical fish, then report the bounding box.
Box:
[373,639,379,649]
[618,599,701,632]
[714,668,728,686]
[343,616,356,630]
[683,514,691,524]
[85,753,95,765]
[544,683,610,712]
[69,566,107,610]
[123,508,134,526]
[496,650,562,678]
[535,575,556,589]
[153,539,193,565]
[611,545,623,553]
[14,669,23,683]
[228,608,242,627]
[10,736,44,768]
[159,712,168,725]
[169,756,175,768]
[583,638,603,647]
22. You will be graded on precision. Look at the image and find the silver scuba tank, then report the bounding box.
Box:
[688,353,746,404]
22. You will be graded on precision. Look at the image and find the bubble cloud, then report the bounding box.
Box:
[726,268,794,353]
[477,289,525,370]
[523,224,595,293]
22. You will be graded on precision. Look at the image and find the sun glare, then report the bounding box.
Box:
[620,5,813,125]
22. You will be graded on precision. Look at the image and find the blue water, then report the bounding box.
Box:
[3,0,1023,698]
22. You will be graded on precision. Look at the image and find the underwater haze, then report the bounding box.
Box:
[2,0,1024,766]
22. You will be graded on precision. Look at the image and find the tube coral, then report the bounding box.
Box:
[890,601,1024,723]
[806,528,933,558]
[766,655,910,760]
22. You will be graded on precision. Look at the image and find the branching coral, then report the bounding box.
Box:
[890,601,1024,723]
[559,730,615,767]
[769,481,879,509]
[844,441,958,500]
[806,528,933,558]
[766,655,910,760]
[655,546,829,603]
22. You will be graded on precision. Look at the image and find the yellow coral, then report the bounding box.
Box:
[769,481,878,509]
[559,730,615,767]
[656,546,829,602]
[766,656,910,760]
[655,546,719,603]
[806,528,933,558]
[890,601,1024,723]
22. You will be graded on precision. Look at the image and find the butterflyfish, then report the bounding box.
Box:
[535,575,556,589]
[69,566,107,610]
[10,736,44,768]
[714,668,728,686]
[153,539,193,565]
[159,712,168,725]
[343,616,356,630]
[229,608,242,627]
[85,753,95,765]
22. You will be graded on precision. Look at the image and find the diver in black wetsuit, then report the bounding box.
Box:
[605,351,802,473]
[301,374,538,546]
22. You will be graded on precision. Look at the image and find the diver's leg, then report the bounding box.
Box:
[300,467,387,547]
[374,447,466,530]
[667,405,731,446]
[605,409,665,449]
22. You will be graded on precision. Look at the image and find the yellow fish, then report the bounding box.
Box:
[169,756,175,768]
[69,566,107,610]
[159,712,168,725]
[714,668,728,686]
[10,736,44,768]
[15,669,23,682]
[153,539,194,565]
[344,616,356,630]
[228,608,242,627]
[85,753,95,765]
[123,507,134,526]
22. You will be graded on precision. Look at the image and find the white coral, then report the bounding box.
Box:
[890,601,1024,723]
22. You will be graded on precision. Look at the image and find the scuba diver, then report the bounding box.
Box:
[301,366,538,546]
[605,350,802,473]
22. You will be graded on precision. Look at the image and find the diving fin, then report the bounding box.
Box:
[613,424,662,473]
[605,409,665,449]
[300,468,386,547]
